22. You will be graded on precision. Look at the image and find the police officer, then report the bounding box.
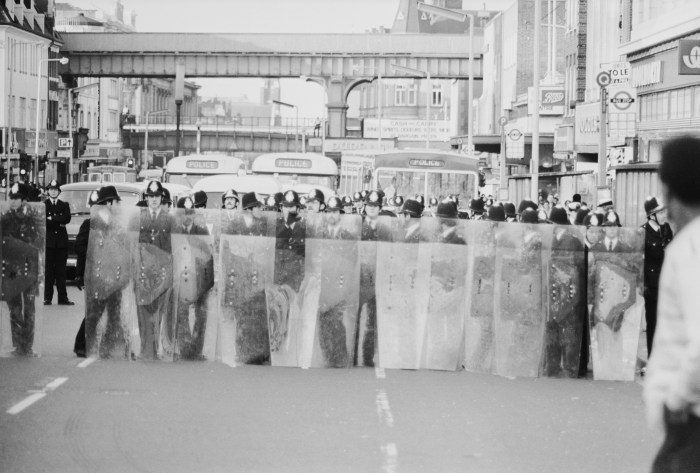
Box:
[2,183,43,356]
[275,190,306,292]
[44,179,73,305]
[397,199,423,242]
[192,190,208,209]
[222,189,240,210]
[73,188,106,358]
[132,180,174,360]
[424,196,439,217]
[236,192,267,236]
[305,188,326,213]
[435,201,466,245]
[263,192,282,212]
[352,191,365,215]
[161,188,173,212]
[341,195,354,215]
[82,186,128,358]
[485,203,506,223]
[641,196,673,356]
[469,197,485,220]
[504,202,517,222]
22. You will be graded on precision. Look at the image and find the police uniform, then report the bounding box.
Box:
[435,202,466,245]
[641,197,673,355]
[274,190,306,292]
[397,199,423,243]
[2,183,43,355]
[132,180,175,359]
[44,179,73,305]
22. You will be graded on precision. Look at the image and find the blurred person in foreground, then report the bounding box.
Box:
[644,136,700,472]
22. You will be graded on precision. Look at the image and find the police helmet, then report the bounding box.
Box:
[46,179,62,193]
[435,201,458,219]
[517,199,538,215]
[644,196,664,217]
[352,191,363,202]
[469,198,485,214]
[192,190,208,208]
[282,190,301,208]
[398,199,422,218]
[520,209,539,224]
[95,185,121,205]
[326,196,344,213]
[392,195,405,208]
[503,202,517,218]
[306,188,325,203]
[549,205,569,225]
[341,195,353,207]
[428,197,439,207]
[574,208,591,226]
[88,190,100,207]
[241,192,261,210]
[221,189,240,205]
[144,180,164,197]
[415,195,425,207]
[364,190,383,207]
[161,188,172,207]
[602,209,622,227]
[176,196,195,209]
[486,203,506,222]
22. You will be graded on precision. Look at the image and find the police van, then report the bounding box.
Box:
[163,154,245,188]
[250,152,338,190]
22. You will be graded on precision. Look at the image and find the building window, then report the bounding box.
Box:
[395,83,407,106]
[431,83,443,107]
[110,111,118,131]
[694,86,700,117]
[407,83,417,106]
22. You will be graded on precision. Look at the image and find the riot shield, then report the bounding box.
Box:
[171,208,218,361]
[375,216,430,370]
[493,222,551,378]
[268,212,318,367]
[543,225,586,378]
[84,205,137,359]
[0,202,45,357]
[130,207,175,361]
[355,215,393,367]
[587,227,644,381]
[463,220,497,373]
[218,210,276,367]
[420,217,469,371]
[305,212,361,368]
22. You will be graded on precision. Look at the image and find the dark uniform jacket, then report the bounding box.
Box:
[274,215,306,291]
[75,218,91,281]
[136,208,173,252]
[361,217,393,242]
[224,212,269,237]
[44,198,71,248]
[1,203,44,296]
[642,221,673,289]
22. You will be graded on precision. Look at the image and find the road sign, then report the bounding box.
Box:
[601,62,630,85]
[57,149,71,158]
[608,87,637,113]
[58,138,73,148]
[308,137,322,147]
[462,143,475,155]
[505,128,524,159]
[507,129,522,141]
[596,71,611,88]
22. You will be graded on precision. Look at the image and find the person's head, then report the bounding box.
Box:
[503,202,517,221]
[341,195,354,213]
[469,198,484,217]
[95,185,121,206]
[144,180,164,211]
[435,200,458,220]
[398,199,422,224]
[46,179,61,199]
[486,203,506,222]
[281,190,300,219]
[659,136,700,230]
[364,190,382,218]
[161,188,172,209]
[602,209,621,239]
[325,196,343,225]
[517,200,538,222]
[241,192,261,213]
[222,189,239,210]
[8,182,29,209]
[192,190,208,209]
[549,205,569,225]
[305,188,326,213]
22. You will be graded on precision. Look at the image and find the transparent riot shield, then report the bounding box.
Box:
[464,220,497,373]
[493,222,551,378]
[218,210,276,367]
[84,205,137,359]
[375,216,430,370]
[129,207,175,361]
[587,227,644,381]
[268,212,318,367]
[170,208,218,361]
[0,202,45,357]
[420,217,469,371]
[543,225,586,378]
[305,212,361,368]
[356,214,394,367]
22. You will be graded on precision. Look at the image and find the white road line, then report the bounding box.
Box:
[6,393,47,415]
[375,389,394,427]
[374,366,386,379]
[77,357,96,369]
[381,442,398,473]
[45,377,68,391]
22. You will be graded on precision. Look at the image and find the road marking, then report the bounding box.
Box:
[7,393,47,415]
[374,367,386,379]
[375,389,394,427]
[77,357,96,369]
[45,377,68,390]
[6,377,69,415]
[381,442,398,473]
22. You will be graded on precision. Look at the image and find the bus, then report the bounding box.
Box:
[163,154,245,188]
[190,174,282,209]
[250,152,338,191]
[342,149,479,205]
[84,165,137,183]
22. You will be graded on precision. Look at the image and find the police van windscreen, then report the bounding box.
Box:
[264,173,335,189]
[163,173,210,188]
[375,170,476,206]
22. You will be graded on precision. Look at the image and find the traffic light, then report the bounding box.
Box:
[478,170,486,188]
[19,152,29,172]
[38,152,49,172]
[126,157,135,168]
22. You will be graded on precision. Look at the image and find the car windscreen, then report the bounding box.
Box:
[62,189,143,213]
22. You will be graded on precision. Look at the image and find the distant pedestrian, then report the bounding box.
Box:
[644,136,700,472]
[44,179,73,306]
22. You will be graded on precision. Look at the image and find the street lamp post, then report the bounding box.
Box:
[67,83,99,182]
[391,64,431,149]
[34,55,69,184]
[416,2,477,156]
[144,109,168,168]
[272,100,299,152]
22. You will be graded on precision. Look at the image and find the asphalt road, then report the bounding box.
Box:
[0,286,661,473]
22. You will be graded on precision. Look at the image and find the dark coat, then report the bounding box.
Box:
[274,215,306,291]
[44,198,71,248]
[75,218,91,280]
[361,217,393,242]
[642,221,673,289]
[136,208,173,252]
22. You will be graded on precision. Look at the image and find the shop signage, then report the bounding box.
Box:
[679,39,700,75]
[631,60,662,87]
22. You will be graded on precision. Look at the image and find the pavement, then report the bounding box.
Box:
[0,286,662,473]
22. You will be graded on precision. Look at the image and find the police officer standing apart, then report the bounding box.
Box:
[44,179,73,305]
[641,196,673,358]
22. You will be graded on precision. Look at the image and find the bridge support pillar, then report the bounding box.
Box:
[325,76,353,138]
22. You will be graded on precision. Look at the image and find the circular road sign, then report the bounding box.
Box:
[507,129,522,140]
[610,90,635,111]
[596,71,611,88]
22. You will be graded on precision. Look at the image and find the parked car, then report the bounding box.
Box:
[60,182,147,281]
